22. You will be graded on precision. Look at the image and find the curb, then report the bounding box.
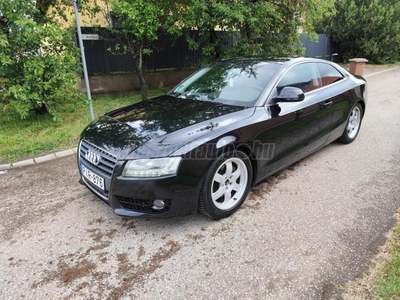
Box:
[364,67,398,78]
[0,148,78,172]
[1,67,398,174]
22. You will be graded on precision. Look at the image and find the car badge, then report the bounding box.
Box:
[85,150,100,166]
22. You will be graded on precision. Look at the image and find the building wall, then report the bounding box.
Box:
[50,0,110,27]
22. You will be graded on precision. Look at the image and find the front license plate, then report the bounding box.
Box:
[82,165,104,190]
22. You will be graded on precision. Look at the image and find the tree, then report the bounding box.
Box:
[99,0,333,101]
[319,0,400,63]
[177,0,335,61]
[104,0,182,100]
[0,0,83,120]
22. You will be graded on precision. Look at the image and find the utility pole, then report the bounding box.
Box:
[73,0,95,121]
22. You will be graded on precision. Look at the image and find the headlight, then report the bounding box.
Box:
[122,157,182,178]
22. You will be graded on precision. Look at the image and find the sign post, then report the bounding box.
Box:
[73,0,95,121]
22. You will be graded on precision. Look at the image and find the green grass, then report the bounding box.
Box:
[372,226,400,299]
[0,87,169,164]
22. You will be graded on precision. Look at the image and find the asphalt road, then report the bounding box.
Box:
[1,68,400,300]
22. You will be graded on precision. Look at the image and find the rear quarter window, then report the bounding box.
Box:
[318,63,344,87]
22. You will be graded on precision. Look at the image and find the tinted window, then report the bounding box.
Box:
[318,63,344,86]
[277,63,322,93]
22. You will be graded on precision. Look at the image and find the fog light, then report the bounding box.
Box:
[152,199,165,211]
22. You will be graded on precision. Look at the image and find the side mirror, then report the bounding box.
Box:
[274,87,305,102]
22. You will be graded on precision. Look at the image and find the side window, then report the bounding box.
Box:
[277,63,322,93]
[318,63,344,86]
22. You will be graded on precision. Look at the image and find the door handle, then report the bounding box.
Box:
[323,101,333,108]
[294,109,304,120]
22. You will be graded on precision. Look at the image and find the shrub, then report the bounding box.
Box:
[320,0,400,64]
[0,1,83,120]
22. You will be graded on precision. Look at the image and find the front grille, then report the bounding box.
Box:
[79,140,117,177]
[79,140,118,200]
[115,196,171,213]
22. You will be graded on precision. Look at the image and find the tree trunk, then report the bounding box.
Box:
[209,28,221,60]
[34,103,49,115]
[136,39,148,100]
[137,68,148,101]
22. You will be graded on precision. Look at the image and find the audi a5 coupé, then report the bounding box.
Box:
[78,57,367,219]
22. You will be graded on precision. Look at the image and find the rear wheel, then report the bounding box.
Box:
[199,150,252,220]
[338,103,363,144]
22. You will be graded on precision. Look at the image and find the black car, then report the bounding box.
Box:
[78,57,366,219]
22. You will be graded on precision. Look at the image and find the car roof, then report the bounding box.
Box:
[219,56,339,65]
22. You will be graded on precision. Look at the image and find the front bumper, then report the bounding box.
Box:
[109,172,200,218]
[79,158,200,218]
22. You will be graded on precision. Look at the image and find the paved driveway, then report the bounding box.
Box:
[1,68,400,300]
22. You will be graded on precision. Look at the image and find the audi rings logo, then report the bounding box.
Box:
[85,150,100,166]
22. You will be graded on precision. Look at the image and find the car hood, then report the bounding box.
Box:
[80,95,255,159]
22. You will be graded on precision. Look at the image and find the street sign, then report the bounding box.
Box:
[82,34,100,41]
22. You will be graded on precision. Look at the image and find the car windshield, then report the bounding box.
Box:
[169,60,282,107]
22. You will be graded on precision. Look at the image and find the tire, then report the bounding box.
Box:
[199,150,252,220]
[338,103,363,144]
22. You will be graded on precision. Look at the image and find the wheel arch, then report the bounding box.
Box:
[358,100,366,118]
[235,144,258,186]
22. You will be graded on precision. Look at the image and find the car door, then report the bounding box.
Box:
[316,62,352,144]
[253,62,335,181]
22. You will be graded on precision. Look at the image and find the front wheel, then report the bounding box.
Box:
[199,150,252,220]
[338,103,363,144]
